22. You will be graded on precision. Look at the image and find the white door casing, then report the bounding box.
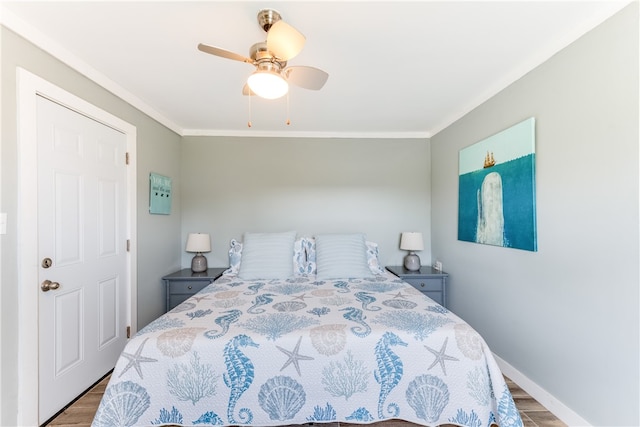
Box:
[36,96,128,422]
[17,68,137,425]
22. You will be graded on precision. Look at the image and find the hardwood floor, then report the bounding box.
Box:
[45,374,566,427]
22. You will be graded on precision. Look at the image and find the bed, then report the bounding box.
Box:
[92,232,523,427]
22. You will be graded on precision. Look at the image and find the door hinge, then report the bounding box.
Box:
[125,152,130,165]
[126,326,131,339]
[126,239,130,252]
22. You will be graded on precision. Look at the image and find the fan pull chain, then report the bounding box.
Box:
[286,91,291,126]
[247,91,253,128]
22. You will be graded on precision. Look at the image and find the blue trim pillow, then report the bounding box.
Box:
[304,237,384,276]
[294,237,314,275]
[224,237,308,276]
[223,239,243,275]
[238,231,297,279]
[365,241,385,275]
[315,233,373,279]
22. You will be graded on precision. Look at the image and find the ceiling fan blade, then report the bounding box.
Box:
[266,20,306,61]
[284,66,329,90]
[198,43,253,64]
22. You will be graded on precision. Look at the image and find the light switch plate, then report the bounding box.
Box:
[434,260,443,271]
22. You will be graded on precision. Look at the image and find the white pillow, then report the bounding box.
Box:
[238,231,297,280]
[315,233,373,279]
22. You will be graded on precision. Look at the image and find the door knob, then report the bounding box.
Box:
[41,280,60,292]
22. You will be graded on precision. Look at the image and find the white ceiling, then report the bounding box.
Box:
[1,1,630,138]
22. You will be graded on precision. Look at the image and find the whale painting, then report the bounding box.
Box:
[458,118,537,251]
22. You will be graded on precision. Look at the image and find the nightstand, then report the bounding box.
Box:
[162,267,227,312]
[386,265,449,308]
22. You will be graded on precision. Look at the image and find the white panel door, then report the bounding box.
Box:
[37,95,128,423]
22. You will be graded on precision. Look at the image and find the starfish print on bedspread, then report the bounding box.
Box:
[276,336,314,376]
[389,291,409,299]
[425,337,459,376]
[118,337,158,379]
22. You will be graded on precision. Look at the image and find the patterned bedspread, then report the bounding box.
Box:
[92,273,523,427]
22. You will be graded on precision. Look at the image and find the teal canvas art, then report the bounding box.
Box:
[458,117,537,251]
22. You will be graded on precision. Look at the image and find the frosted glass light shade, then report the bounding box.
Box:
[185,233,211,253]
[267,20,306,60]
[247,70,289,99]
[400,232,424,251]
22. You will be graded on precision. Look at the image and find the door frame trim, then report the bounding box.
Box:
[16,67,137,425]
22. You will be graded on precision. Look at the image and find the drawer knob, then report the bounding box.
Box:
[188,285,193,290]
[420,283,425,287]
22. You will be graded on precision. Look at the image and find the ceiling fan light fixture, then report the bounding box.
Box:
[267,20,306,60]
[247,69,289,99]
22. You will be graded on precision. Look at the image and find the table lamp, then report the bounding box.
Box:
[400,232,424,271]
[186,233,211,273]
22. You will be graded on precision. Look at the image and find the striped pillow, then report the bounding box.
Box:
[315,233,373,279]
[238,231,296,279]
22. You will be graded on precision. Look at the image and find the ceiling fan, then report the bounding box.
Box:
[198,9,329,100]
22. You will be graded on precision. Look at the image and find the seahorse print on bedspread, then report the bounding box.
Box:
[204,310,242,340]
[340,307,371,337]
[223,334,259,424]
[244,282,265,295]
[374,331,408,419]
[247,294,276,314]
[355,291,381,311]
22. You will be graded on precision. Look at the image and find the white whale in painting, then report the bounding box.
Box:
[476,172,504,246]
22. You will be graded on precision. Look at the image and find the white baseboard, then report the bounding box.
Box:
[493,353,592,427]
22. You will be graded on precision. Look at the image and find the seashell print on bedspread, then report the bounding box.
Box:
[93,272,522,427]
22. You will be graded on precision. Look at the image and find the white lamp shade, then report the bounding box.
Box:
[400,232,424,251]
[247,70,289,99]
[185,233,211,253]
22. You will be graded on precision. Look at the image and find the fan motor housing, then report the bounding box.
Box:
[257,9,281,32]
[250,42,286,68]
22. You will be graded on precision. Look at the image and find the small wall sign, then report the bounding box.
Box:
[149,173,172,215]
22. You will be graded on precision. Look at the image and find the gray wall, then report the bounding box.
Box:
[0,27,182,425]
[180,136,431,269]
[430,4,639,426]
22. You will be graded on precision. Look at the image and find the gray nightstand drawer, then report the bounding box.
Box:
[385,266,449,309]
[162,268,227,312]
[402,277,442,292]
[170,280,211,294]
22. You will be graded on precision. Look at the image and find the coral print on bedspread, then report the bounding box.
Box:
[92,273,522,427]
